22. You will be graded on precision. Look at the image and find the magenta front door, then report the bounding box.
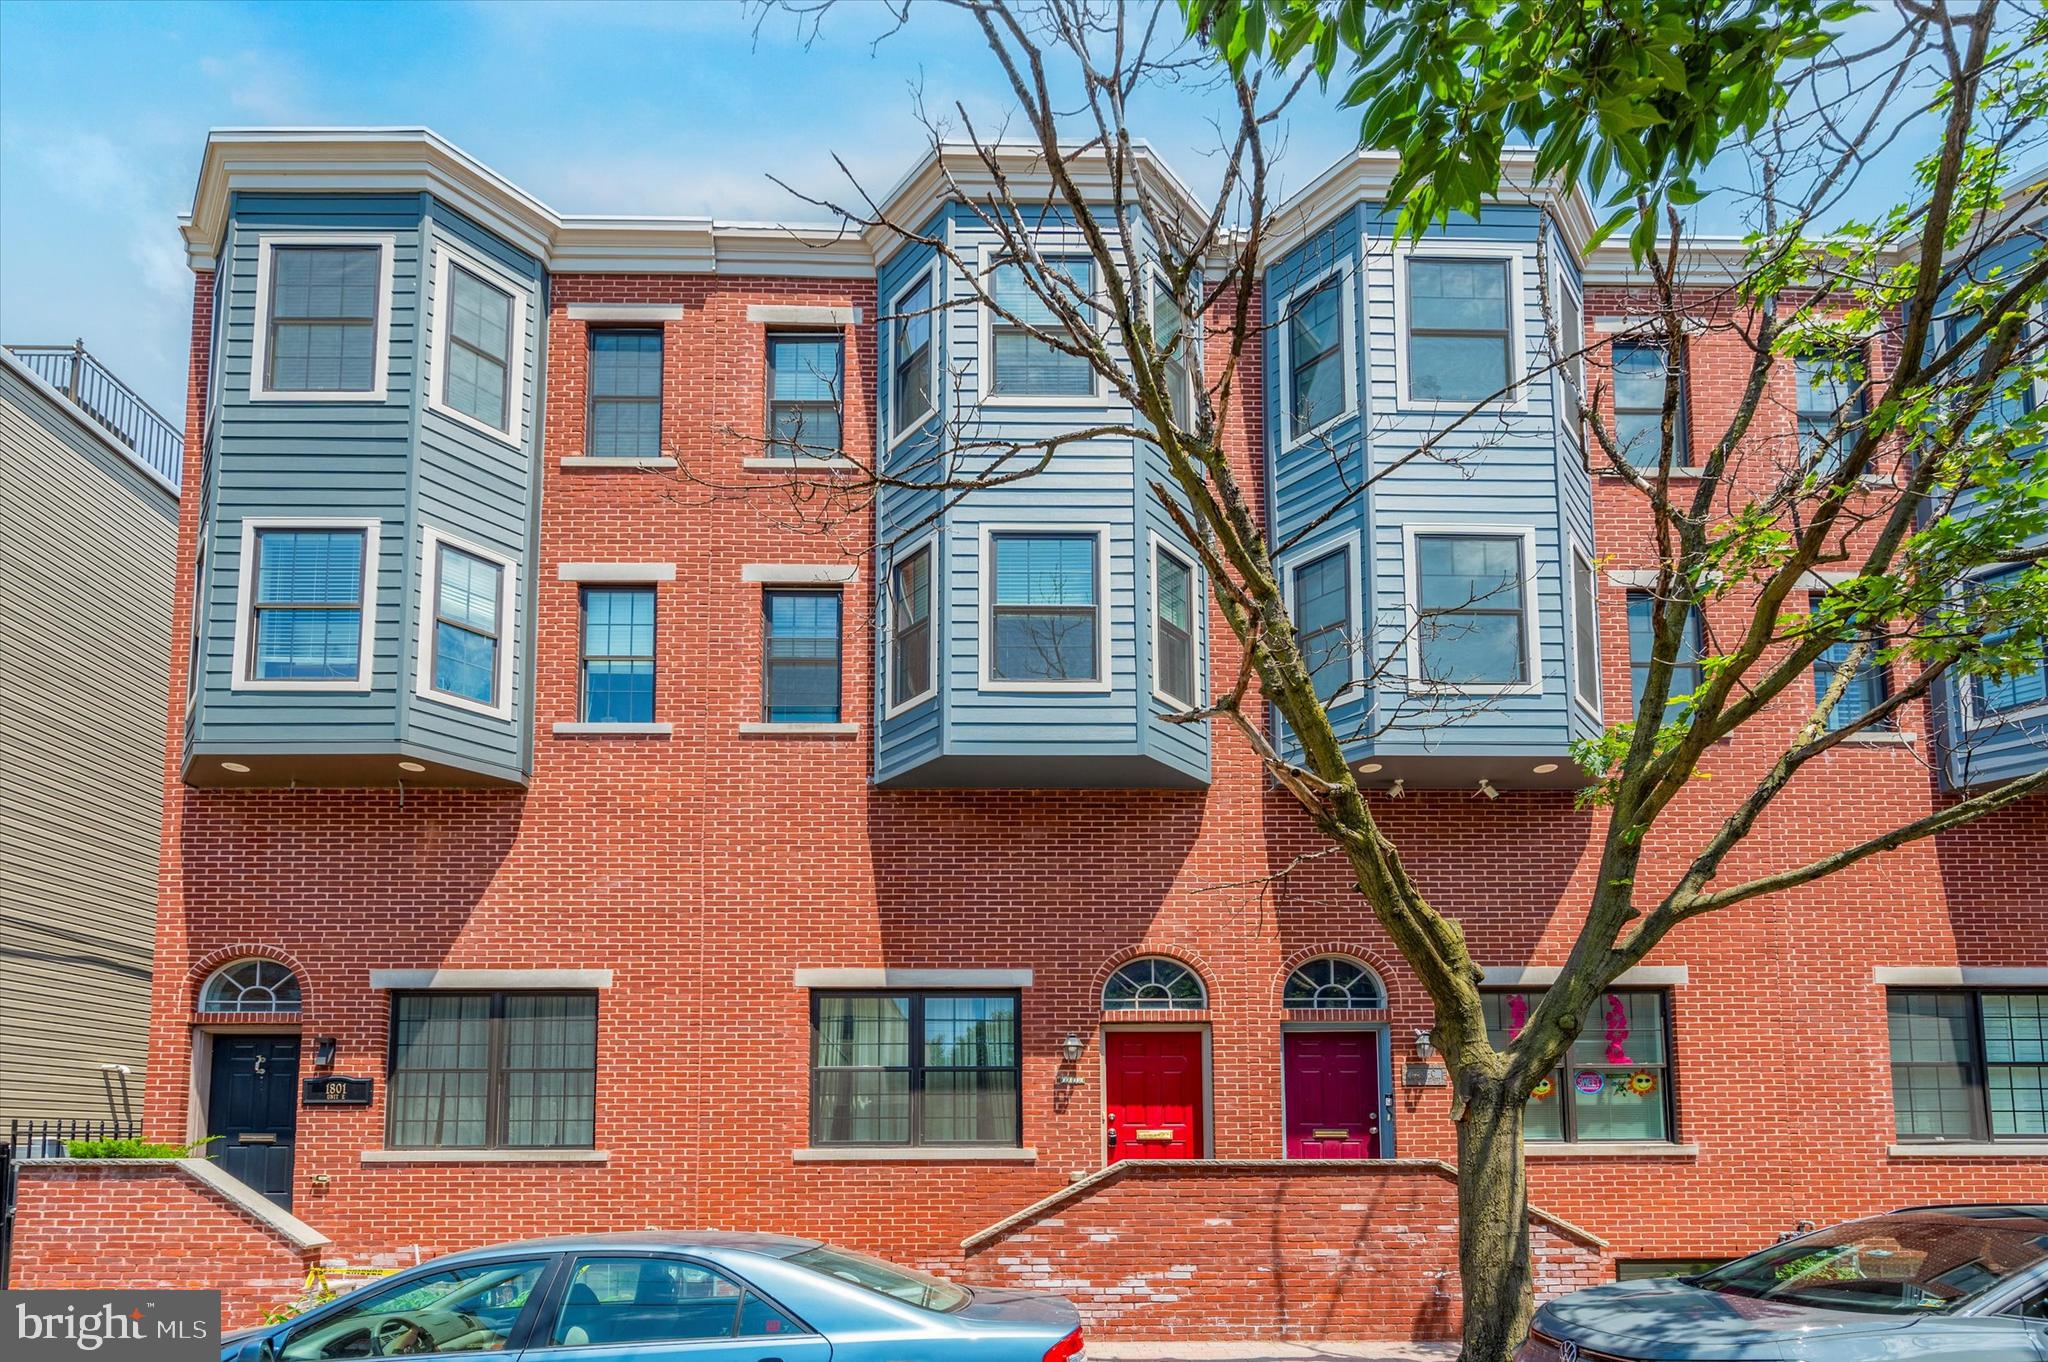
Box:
[1283,1030,1381,1158]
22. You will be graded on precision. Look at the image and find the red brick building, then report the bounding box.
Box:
[99,130,2048,1336]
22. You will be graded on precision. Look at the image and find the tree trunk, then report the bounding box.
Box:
[1457,1077,1533,1362]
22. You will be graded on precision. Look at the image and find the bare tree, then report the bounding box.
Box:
[703,2,2047,1358]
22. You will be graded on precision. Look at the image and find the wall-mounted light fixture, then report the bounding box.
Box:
[1413,1029,1437,1064]
[314,1036,337,1068]
[1061,1032,1085,1063]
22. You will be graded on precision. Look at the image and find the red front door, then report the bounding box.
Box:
[1105,1030,1203,1162]
[1283,1030,1381,1158]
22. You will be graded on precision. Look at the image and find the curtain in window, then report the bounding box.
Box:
[268,246,379,391]
[251,529,364,680]
[812,995,913,1145]
[991,260,1095,396]
[991,534,1096,681]
[1888,992,1981,1140]
[920,995,1018,1143]
[389,994,491,1148]
[503,994,597,1148]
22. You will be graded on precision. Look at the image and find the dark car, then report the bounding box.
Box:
[222,1231,1085,1362]
[1518,1204,2048,1361]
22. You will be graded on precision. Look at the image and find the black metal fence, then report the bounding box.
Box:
[1,1117,141,1286]
[5,340,184,487]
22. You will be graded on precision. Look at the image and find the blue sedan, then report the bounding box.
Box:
[221,1231,1085,1362]
[1517,1204,2048,1361]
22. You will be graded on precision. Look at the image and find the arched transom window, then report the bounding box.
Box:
[1102,957,1206,1012]
[199,959,302,1014]
[1284,956,1385,1010]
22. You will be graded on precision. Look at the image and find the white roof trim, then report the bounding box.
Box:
[369,968,614,990]
[793,968,1033,989]
[1482,965,1690,987]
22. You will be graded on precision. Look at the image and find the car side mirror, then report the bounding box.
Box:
[238,1337,279,1362]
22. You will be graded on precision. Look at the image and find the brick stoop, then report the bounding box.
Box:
[956,1159,1608,1341]
[8,1159,329,1326]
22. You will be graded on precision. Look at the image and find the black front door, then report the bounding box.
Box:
[208,1035,299,1208]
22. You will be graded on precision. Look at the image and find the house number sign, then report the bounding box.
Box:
[301,1076,373,1106]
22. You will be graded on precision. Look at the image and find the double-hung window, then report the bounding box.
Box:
[1151,272,1194,427]
[1405,257,1513,403]
[987,531,1099,684]
[810,991,1020,1147]
[989,256,1095,397]
[1968,567,2048,721]
[1153,541,1198,708]
[440,263,515,434]
[1569,544,1601,714]
[1627,591,1704,720]
[423,536,507,710]
[1285,273,1345,440]
[767,331,844,456]
[1795,348,1868,474]
[263,243,382,394]
[1809,593,1890,731]
[1612,342,1688,468]
[587,329,663,459]
[890,271,936,438]
[888,543,935,711]
[580,586,655,724]
[1484,989,1675,1143]
[245,526,369,683]
[1889,990,2047,1142]
[1291,546,1353,703]
[762,589,842,723]
[1412,532,1530,688]
[1557,275,1585,432]
[387,991,597,1150]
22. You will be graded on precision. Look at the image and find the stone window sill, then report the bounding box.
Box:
[553,722,672,736]
[1524,1142,1699,1158]
[791,1146,1035,1163]
[560,456,677,470]
[738,722,859,737]
[1837,730,1917,747]
[1888,1142,2048,1158]
[361,1148,609,1164]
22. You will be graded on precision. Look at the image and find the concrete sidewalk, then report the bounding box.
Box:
[1089,1345,1456,1360]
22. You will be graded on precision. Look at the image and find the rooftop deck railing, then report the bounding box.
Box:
[6,340,183,488]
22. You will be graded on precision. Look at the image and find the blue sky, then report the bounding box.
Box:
[0,0,1380,416]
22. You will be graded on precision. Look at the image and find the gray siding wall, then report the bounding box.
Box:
[0,361,175,1120]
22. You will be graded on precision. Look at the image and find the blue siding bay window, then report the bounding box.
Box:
[989,532,1099,684]
[265,245,380,393]
[1405,259,1512,403]
[990,258,1096,397]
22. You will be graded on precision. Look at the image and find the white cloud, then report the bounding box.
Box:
[197,50,313,122]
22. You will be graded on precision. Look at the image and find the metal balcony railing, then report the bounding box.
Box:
[6,340,183,488]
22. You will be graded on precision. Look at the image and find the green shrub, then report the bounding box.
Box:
[64,1135,217,1159]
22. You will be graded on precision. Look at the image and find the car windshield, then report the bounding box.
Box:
[785,1245,972,1313]
[1694,1210,2048,1315]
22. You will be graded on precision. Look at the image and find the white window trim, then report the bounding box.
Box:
[977,523,1113,695]
[1568,536,1603,720]
[1954,564,2048,730]
[1391,241,1530,413]
[883,531,941,719]
[1149,532,1203,713]
[1277,530,1366,706]
[1401,522,1544,697]
[975,240,1109,407]
[1274,258,1359,449]
[1143,262,1199,426]
[248,234,397,403]
[414,525,516,721]
[186,528,209,717]
[424,244,529,447]
[886,260,943,451]
[230,517,380,693]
